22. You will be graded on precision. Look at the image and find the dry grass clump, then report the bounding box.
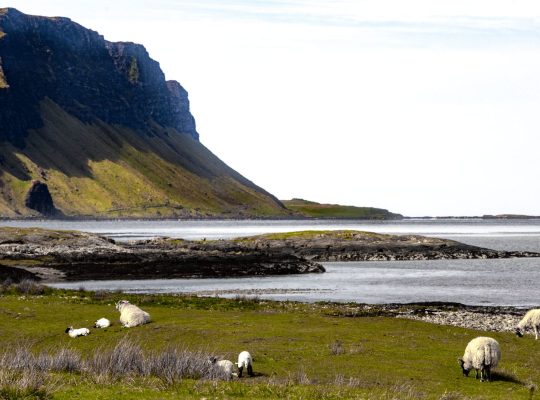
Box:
[0,369,52,400]
[0,279,50,296]
[0,338,227,394]
[329,340,345,355]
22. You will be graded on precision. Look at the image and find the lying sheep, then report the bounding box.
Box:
[65,327,90,338]
[515,308,540,340]
[115,300,151,328]
[236,351,253,378]
[209,357,235,380]
[94,317,111,328]
[459,337,501,382]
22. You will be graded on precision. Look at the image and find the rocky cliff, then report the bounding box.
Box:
[0,8,197,145]
[0,8,287,218]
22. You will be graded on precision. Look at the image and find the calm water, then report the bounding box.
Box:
[49,259,540,307]
[4,219,540,306]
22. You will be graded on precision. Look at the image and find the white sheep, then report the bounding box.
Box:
[115,300,151,328]
[459,337,501,382]
[209,357,235,380]
[94,317,111,328]
[515,309,540,340]
[236,351,253,378]
[65,326,90,338]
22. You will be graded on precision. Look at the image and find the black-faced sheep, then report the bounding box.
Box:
[115,300,151,328]
[65,327,90,338]
[515,308,540,340]
[459,336,501,382]
[236,351,253,378]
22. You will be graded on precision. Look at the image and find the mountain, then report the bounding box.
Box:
[282,198,403,219]
[0,8,287,218]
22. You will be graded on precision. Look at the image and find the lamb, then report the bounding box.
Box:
[115,300,151,328]
[236,351,253,378]
[459,337,501,382]
[65,327,90,338]
[94,317,111,328]
[209,357,235,380]
[515,309,540,340]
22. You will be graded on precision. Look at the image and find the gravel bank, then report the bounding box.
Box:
[401,310,524,332]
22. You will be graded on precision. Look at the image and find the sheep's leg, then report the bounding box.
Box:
[534,325,538,340]
[247,364,253,377]
[486,366,491,382]
[238,366,243,378]
[475,369,479,380]
[480,366,489,382]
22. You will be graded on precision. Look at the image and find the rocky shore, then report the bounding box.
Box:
[0,227,323,282]
[401,309,523,333]
[0,228,538,283]
[321,302,529,333]
[190,230,540,261]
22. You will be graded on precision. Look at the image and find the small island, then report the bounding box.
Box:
[0,228,537,282]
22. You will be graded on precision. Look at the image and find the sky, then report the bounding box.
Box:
[5,1,540,216]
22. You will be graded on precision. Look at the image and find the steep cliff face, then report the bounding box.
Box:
[0,8,198,145]
[0,8,286,218]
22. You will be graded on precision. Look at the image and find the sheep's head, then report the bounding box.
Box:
[515,328,524,337]
[209,356,217,364]
[64,327,72,333]
[458,358,470,377]
[116,300,130,311]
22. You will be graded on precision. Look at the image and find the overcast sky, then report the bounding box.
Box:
[6,1,540,216]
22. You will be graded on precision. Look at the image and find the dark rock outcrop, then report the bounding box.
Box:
[0,7,198,146]
[24,181,59,216]
[184,231,540,261]
[0,227,324,282]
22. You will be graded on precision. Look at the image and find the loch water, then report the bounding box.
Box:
[6,219,540,306]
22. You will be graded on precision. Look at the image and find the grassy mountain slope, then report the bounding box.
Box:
[282,198,402,219]
[0,8,288,218]
[0,100,287,218]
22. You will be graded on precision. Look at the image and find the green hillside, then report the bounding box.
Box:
[282,198,402,219]
[0,100,287,218]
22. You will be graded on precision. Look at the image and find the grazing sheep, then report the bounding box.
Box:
[115,300,151,328]
[515,309,540,340]
[459,337,501,382]
[94,317,111,328]
[236,351,253,378]
[210,357,235,380]
[65,327,90,338]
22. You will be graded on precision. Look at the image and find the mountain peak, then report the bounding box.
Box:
[0,8,198,146]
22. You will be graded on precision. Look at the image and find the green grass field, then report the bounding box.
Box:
[0,288,538,399]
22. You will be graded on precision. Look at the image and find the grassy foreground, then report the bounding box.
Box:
[0,286,538,399]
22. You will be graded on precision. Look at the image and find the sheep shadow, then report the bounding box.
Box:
[490,371,523,385]
[236,371,266,379]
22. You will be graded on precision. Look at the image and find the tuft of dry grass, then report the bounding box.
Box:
[0,338,229,393]
[0,279,50,295]
[329,340,345,355]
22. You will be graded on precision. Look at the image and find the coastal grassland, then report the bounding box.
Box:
[282,199,402,220]
[234,230,387,242]
[0,289,538,399]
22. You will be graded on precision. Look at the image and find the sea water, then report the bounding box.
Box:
[5,219,540,305]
